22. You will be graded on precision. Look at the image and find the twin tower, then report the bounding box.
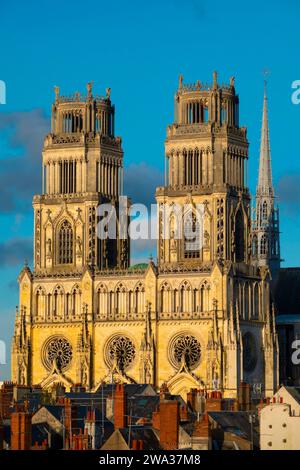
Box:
[12,73,279,399]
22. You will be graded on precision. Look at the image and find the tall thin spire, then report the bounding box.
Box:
[257,81,274,197]
[253,80,281,281]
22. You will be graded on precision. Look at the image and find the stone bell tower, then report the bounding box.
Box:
[157,71,251,267]
[34,82,129,273]
[155,72,279,398]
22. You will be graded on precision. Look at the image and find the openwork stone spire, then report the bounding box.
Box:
[257,81,274,197]
[252,80,280,280]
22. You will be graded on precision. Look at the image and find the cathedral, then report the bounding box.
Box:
[11,73,279,399]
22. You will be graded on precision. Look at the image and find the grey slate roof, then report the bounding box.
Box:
[208,411,259,446]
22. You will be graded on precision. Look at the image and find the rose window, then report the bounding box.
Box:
[169,333,201,370]
[105,335,136,372]
[42,336,73,372]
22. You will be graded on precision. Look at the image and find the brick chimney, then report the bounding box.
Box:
[159,400,179,450]
[11,411,32,450]
[69,428,89,450]
[114,384,127,429]
[131,439,143,450]
[191,414,211,450]
[0,381,14,418]
[205,391,224,412]
[31,439,48,450]
[179,404,189,422]
[152,409,160,430]
[238,382,251,411]
[187,388,205,414]
[85,409,96,449]
[64,398,78,446]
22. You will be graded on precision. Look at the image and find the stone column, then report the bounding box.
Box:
[202,152,207,185]
[53,162,56,194]
[169,155,173,186]
[73,160,76,193]
[76,160,81,193]
[98,158,101,193]
[121,166,124,195]
[198,150,203,184]
[187,152,190,185]
[207,152,211,185]
[101,160,104,194]
[164,154,167,186]
[105,162,108,195]
[45,164,48,194]
[68,160,70,193]
[107,161,110,196]
[114,163,118,197]
[49,161,54,194]
[83,160,87,192]
[173,154,177,186]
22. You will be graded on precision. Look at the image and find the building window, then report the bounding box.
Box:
[221,106,227,125]
[260,234,268,255]
[262,201,268,221]
[252,235,258,256]
[105,334,136,372]
[42,335,73,372]
[169,333,201,370]
[184,211,200,259]
[235,209,245,262]
[58,220,73,264]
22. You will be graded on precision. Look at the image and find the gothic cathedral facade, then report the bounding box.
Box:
[12,74,279,398]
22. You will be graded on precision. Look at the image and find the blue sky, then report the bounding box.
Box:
[0,0,300,379]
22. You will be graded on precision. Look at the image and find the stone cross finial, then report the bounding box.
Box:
[54,85,60,102]
[178,74,183,89]
[87,81,93,97]
[213,71,217,89]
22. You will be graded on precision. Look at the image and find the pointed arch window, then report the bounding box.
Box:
[262,201,268,222]
[58,220,73,264]
[252,235,258,257]
[97,284,108,317]
[35,286,46,317]
[199,281,210,311]
[134,283,145,314]
[184,211,200,259]
[260,234,268,255]
[235,209,245,262]
[254,283,259,318]
[115,284,127,315]
[71,285,81,317]
[160,282,172,313]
